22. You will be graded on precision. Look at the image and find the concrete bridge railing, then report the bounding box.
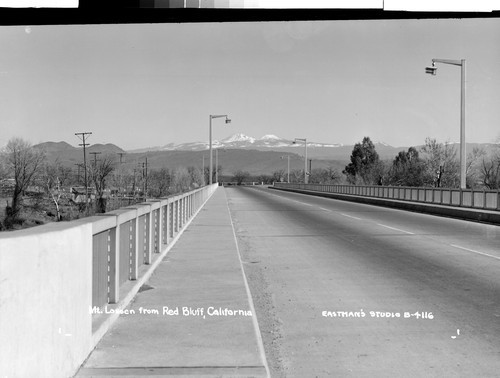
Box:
[0,184,218,378]
[273,183,500,211]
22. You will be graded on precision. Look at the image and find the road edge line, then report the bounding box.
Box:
[223,187,271,378]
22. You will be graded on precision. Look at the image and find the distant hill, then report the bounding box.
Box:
[34,141,76,153]
[87,143,125,154]
[34,141,125,167]
[118,149,346,176]
[33,137,498,177]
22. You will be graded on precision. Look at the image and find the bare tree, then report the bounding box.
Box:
[89,154,116,213]
[420,138,460,188]
[149,168,171,198]
[479,154,500,190]
[43,160,72,221]
[233,170,250,185]
[309,167,342,185]
[187,166,204,188]
[1,138,45,226]
[272,169,286,183]
[290,169,304,183]
[171,167,191,193]
[466,146,487,188]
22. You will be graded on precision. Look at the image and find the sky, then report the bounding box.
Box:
[0,18,499,150]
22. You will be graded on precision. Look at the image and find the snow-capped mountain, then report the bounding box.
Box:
[220,133,256,144]
[150,133,344,152]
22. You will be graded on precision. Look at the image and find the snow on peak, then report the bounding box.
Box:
[221,133,255,143]
[260,134,282,140]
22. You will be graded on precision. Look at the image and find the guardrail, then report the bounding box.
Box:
[0,183,217,378]
[273,183,500,211]
[89,184,218,309]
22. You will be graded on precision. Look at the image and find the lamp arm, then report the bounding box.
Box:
[432,58,463,67]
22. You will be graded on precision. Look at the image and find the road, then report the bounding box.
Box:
[225,186,500,377]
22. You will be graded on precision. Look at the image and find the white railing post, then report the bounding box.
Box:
[108,225,119,303]
[131,211,139,280]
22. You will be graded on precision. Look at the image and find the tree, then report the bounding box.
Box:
[479,157,500,189]
[233,170,250,185]
[1,138,45,226]
[343,137,380,185]
[89,154,116,213]
[466,146,487,189]
[477,144,500,190]
[272,169,286,183]
[43,160,73,221]
[420,138,460,188]
[187,166,204,188]
[256,174,273,185]
[290,169,304,183]
[171,167,191,193]
[148,168,171,198]
[309,167,341,184]
[387,147,425,186]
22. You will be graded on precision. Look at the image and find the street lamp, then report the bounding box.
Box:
[293,138,308,184]
[280,155,290,183]
[425,58,466,189]
[209,115,231,185]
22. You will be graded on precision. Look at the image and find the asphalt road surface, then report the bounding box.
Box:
[225,186,500,378]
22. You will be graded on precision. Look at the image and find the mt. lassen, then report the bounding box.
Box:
[130,133,345,153]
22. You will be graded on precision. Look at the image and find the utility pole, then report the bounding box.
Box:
[281,155,290,183]
[75,132,92,211]
[90,152,101,166]
[88,151,101,211]
[138,162,145,200]
[74,163,83,185]
[133,167,137,201]
[117,153,125,204]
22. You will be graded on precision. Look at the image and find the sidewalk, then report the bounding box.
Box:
[76,187,269,378]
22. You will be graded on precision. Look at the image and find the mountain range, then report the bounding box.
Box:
[32,134,498,176]
[127,133,402,160]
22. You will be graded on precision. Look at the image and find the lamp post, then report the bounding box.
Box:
[425,58,466,189]
[209,115,231,185]
[281,155,290,183]
[293,138,308,184]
